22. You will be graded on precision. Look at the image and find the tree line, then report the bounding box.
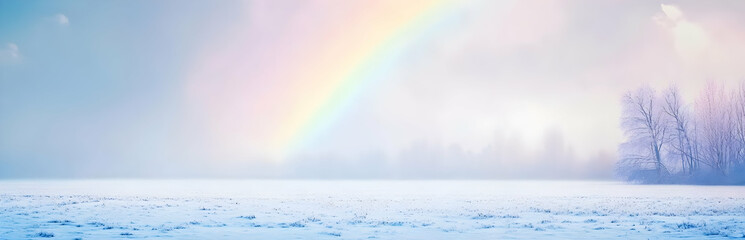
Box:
[618,82,745,184]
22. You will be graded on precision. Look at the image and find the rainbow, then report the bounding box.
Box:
[186,0,459,158]
[272,0,457,155]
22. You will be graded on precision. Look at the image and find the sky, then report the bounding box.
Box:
[2,0,745,179]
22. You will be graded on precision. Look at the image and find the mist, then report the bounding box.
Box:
[2,0,745,179]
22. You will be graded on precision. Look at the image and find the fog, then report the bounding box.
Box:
[2,0,745,178]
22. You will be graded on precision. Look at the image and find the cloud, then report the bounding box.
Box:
[654,4,709,61]
[660,4,682,22]
[0,43,20,63]
[56,14,69,26]
[7,43,18,58]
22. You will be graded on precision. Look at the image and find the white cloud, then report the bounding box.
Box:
[7,43,19,58]
[56,14,69,26]
[673,21,709,60]
[0,43,20,64]
[655,4,709,60]
[660,4,683,22]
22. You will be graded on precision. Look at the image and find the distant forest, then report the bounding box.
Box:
[618,82,745,184]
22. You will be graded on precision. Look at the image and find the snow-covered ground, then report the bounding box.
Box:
[1,180,744,239]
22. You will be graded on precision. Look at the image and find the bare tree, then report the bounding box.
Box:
[696,81,735,175]
[619,81,745,183]
[729,82,745,172]
[662,86,698,174]
[619,86,669,181]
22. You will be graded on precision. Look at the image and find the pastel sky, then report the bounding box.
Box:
[2,0,745,178]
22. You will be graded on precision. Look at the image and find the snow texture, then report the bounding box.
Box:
[1,180,744,239]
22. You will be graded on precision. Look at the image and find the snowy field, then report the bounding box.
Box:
[1,180,744,239]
